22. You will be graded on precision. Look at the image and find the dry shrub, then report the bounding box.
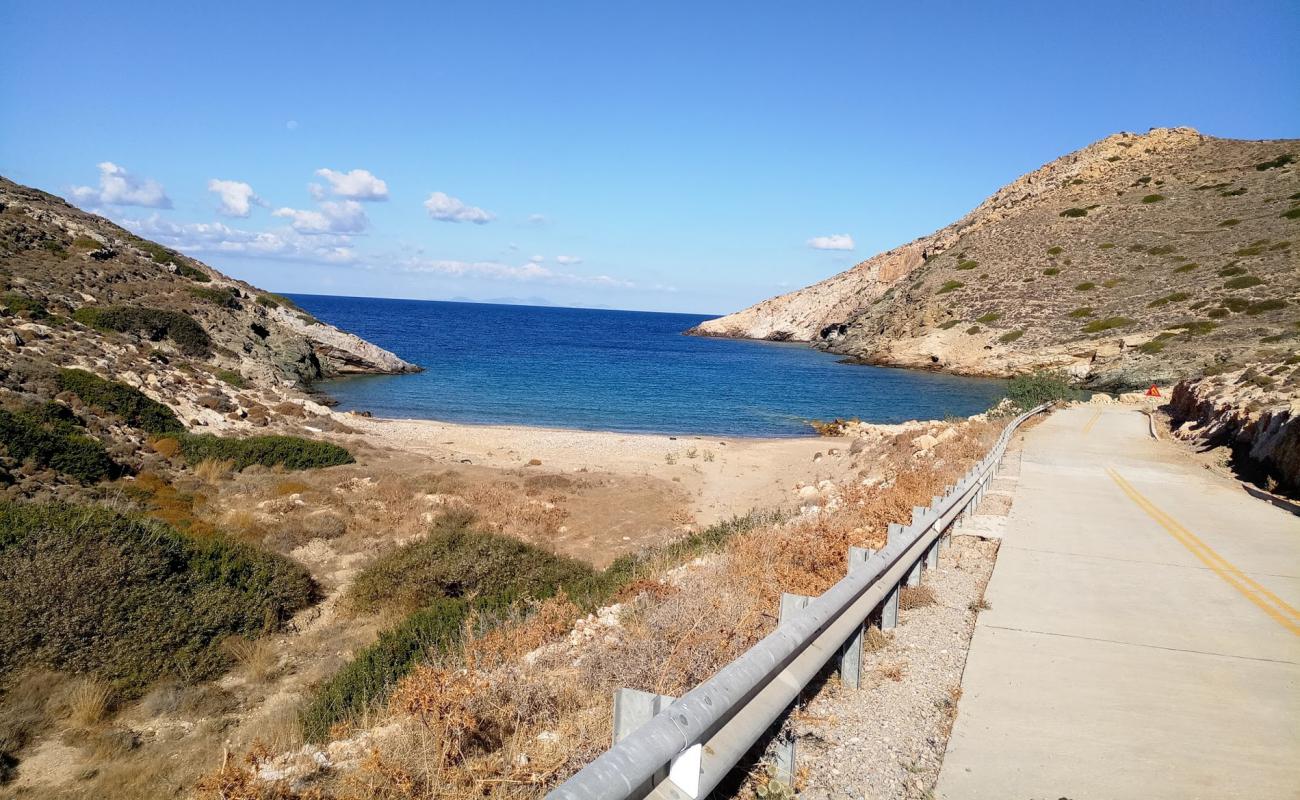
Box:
[150,436,181,458]
[879,661,907,682]
[194,457,236,483]
[223,636,280,682]
[899,583,937,610]
[64,676,114,727]
[862,625,890,653]
[224,507,266,539]
[196,749,329,800]
[462,593,583,671]
[0,669,65,781]
[314,419,1006,797]
[274,479,311,497]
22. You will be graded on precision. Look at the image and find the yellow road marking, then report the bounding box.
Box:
[1107,467,1300,636]
[1082,410,1101,435]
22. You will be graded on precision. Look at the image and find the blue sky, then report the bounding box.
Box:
[2,1,1297,313]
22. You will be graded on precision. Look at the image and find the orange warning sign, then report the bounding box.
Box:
[1145,384,1161,398]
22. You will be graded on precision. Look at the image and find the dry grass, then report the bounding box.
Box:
[194,457,236,483]
[862,625,891,653]
[223,636,281,682]
[64,676,114,728]
[192,418,1004,798]
[878,661,907,682]
[899,583,937,610]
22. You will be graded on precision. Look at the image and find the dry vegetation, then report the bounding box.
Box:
[188,417,1001,799]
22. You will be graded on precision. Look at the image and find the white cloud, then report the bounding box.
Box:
[286,120,299,130]
[424,191,495,224]
[527,213,549,225]
[555,255,582,265]
[207,179,263,217]
[122,214,357,264]
[273,200,369,234]
[313,168,389,200]
[529,254,545,263]
[71,162,171,208]
[396,256,632,287]
[807,233,855,251]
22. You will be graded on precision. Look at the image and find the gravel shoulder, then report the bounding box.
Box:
[784,439,1024,799]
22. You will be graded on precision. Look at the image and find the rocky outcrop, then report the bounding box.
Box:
[689,128,1299,392]
[279,311,418,376]
[1169,374,1300,492]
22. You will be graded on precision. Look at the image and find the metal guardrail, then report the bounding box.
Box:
[549,403,1052,800]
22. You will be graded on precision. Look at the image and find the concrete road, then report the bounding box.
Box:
[937,404,1300,800]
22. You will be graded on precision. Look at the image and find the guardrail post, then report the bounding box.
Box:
[880,524,903,629]
[779,592,813,624]
[773,729,797,790]
[931,495,949,553]
[839,546,873,689]
[906,508,927,587]
[611,688,678,792]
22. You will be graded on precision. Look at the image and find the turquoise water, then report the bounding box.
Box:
[290,294,1006,437]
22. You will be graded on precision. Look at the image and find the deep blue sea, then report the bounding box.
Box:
[288,295,1006,437]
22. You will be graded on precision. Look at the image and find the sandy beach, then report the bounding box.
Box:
[329,412,886,565]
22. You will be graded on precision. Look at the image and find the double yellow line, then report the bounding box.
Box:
[1107,467,1300,636]
[1082,410,1102,435]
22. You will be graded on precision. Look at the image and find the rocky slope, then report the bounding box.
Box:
[690,128,1298,389]
[0,176,417,488]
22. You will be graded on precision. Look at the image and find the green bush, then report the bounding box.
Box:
[300,597,468,742]
[1167,320,1217,336]
[1146,244,1176,255]
[1282,207,1300,220]
[1245,299,1287,315]
[1082,316,1135,333]
[1235,242,1269,256]
[178,434,354,471]
[73,306,212,357]
[936,280,965,294]
[955,260,978,270]
[1059,208,1088,218]
[1173,263,1199,273]
[187,286,241,308]
[303,509,775,741]
[1,292,48,319]
[1219,219,1241,227]
[1207,307,1229,319]
[1141,194,1165,203]
[976,312,1002,324]
[998,329,1024,343]
[1043,268,1060,276]
[133,239,181,265]
[57,368,183,434]
[0,404,120,483]
[1224,275,1263,290]
[965,326,981,335]
[1005,370,1079,410]
[1148,291,1191,308]
[214,369,247,388]
[255,295,280,309]
[1138,339,1167,354]
[938,319,961,330]
[1074,282,1097,291]
[1105,155,1121,162]
[1102,278,1124,288]
[1219,265,1246,277]
[1222,297,1250,312]
[1254,154,1295,171]
[175,263,211,283]
[1046,246,1063,256]
[348,511,597,616]
[1098,242,1116,250]
[1067,307,1095,318]
[0,501,315,693]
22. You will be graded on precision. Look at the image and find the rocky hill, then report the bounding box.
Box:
[690,128,1298,391]
[0,176,417,492]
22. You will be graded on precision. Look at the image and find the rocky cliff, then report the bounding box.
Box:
[0,176,417,461]
[690,128,1299,392]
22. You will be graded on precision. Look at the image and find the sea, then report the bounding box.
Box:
[288,294,1007,438]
